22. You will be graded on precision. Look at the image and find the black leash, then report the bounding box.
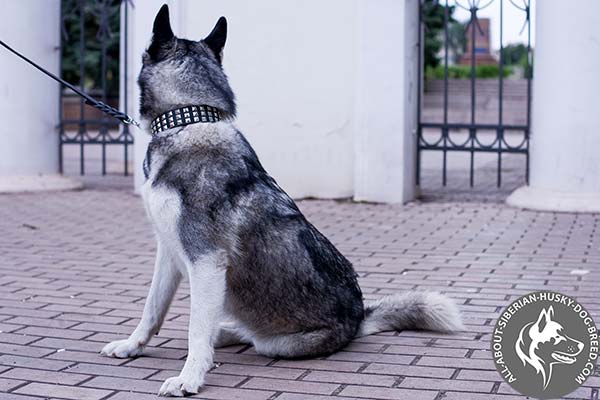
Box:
[0,39,140,128]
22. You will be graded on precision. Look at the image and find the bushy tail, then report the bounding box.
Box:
[357,291,464,337]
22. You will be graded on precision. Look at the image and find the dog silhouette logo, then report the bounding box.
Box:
[515,306,584,389]
[492,291,598,399]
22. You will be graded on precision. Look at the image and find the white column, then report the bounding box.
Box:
[353,0,419,203]
[507,0,600,212]
[0,0,80,192]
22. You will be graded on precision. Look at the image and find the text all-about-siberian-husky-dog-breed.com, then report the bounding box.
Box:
[101,4,463,397]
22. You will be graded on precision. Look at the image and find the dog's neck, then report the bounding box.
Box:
[150,105,223,135]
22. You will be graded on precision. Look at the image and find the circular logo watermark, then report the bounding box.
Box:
[492,291,598,399]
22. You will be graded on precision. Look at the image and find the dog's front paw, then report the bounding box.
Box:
[100,338,144,359]
[158,374,204,397]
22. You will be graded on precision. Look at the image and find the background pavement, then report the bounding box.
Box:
[0,175,598,399]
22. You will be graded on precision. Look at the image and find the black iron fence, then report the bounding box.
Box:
[58,0,133,176]
[416,0,532,187]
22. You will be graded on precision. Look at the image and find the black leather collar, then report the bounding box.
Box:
[150,105,221,134]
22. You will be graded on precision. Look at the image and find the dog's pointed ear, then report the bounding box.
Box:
[204,17,227,63]
[535,308,550,333]
[148,4,175,60]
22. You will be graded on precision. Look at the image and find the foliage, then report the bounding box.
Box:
[422,0,465,69]
[501,43,532,78]
[61,0,121,97]
[447,20,467,64]
[425,64,513,79]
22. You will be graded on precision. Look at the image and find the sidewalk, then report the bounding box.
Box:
[0,178,598,399]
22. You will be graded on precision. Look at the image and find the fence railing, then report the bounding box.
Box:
[416,0,532,188]
[58,0,133,176]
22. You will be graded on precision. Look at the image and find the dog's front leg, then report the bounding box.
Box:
[101,242,182,358]
[158,252,226,397]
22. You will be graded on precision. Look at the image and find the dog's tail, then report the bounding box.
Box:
[357,291,464,337]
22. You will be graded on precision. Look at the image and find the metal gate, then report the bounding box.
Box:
[58,0,133,176]
[416,0,532,187]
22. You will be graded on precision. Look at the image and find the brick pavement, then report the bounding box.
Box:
[0,177,599,399]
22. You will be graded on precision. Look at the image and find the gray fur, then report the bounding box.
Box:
[103,6,463,395]
[138,7,235,121]
[140,5,463,357]
[358,292,465,337]
[148,122,365,356]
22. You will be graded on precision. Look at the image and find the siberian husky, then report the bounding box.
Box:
[101,5,463,396]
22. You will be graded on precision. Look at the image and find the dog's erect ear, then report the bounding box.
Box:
[535,307,551,333]
[204,17,227,63]
[148,4,175,60]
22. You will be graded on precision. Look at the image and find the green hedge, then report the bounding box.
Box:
[426,64,513,79]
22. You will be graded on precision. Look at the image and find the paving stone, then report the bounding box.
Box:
[363,363,455,379]
[14,382,113,400]
[400,376,495,392]
[82,375,161,393]
[0,377,24,392]
[271,358,364,372]
[0,394,48,400]
[211,364,305,380]
[0,355,73,371]
[46,349,127,365]
[302,370,397,387]
[276,394,358,400]
[1,367,91,385]
[188,385,275,400]
[65,362,157,379]
[241,377,340,395]
[339,384,438,400]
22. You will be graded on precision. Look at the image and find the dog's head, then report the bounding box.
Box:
[515,306,584,388]
[138,4,236,121]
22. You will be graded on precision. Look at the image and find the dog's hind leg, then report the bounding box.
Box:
[101,242,182,358]
[214,323,251,348]
[252,329,345,359]
[158,251,226,397]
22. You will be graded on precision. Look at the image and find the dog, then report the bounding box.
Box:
[101,5,463,397]
[515,306,584,389]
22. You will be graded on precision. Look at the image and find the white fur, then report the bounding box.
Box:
[357,292,464,337]
[102,145,229,396]
[159,252,227,396]
[100,242,182,358]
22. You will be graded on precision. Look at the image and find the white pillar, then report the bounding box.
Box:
[507,0,600,212]
[0,0,80,192]
[353,0,418,203]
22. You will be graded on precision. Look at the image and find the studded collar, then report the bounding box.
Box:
[150,105,221,134]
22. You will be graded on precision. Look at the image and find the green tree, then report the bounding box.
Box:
[501,43,528,65]
[61,0,121,97]
[422,0,463,69]
[447,20,467,65]
[500,43,532,78]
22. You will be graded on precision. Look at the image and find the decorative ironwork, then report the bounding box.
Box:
[416,0,532,187]
[58,0,133,176]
